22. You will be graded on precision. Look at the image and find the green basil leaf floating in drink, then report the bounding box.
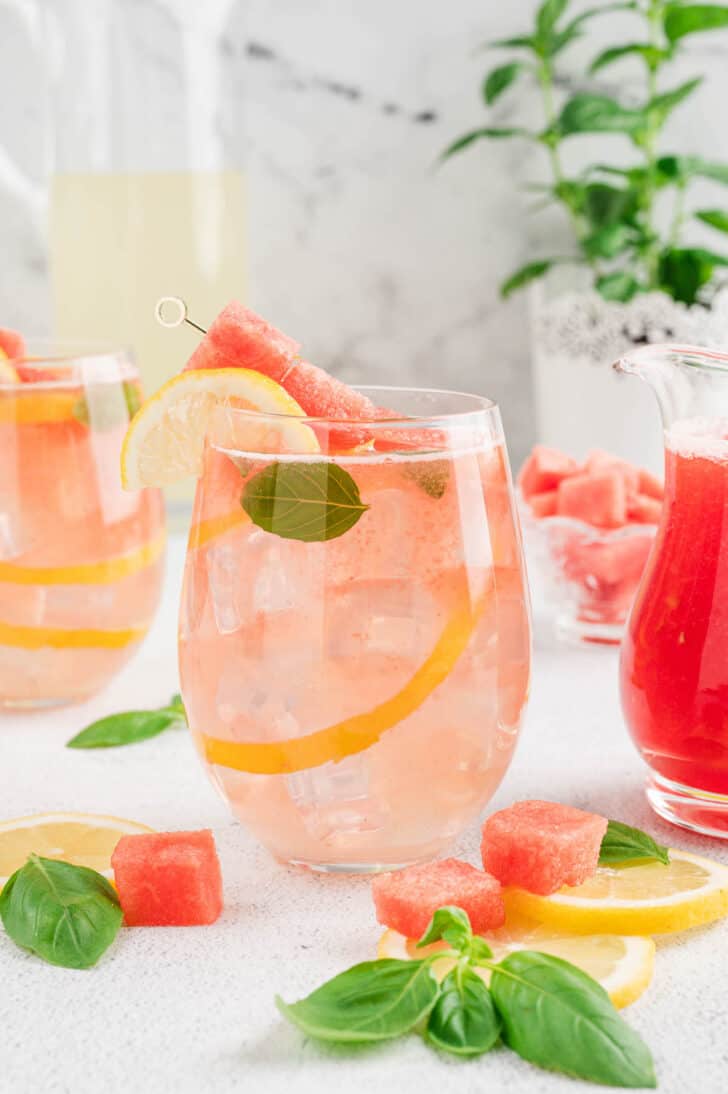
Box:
[489,951,656,1088]
[242,462,369,542]
[417,905,473,952]
[403,459,450,500]
[599,820,670,867]
[66,693,187,749]
[0,855,122,969]
[276,959,439,1043]
[426,965,501,1057]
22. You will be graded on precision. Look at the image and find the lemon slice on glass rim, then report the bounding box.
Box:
[377,919,655,1010]
[120,367,319,490]
[0,811,153,886]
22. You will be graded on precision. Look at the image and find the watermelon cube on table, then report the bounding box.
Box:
[557,470,627,528]
[481,800,608,895]
[518,445,578,499]
[371,857,504,938]
[111,829,223,926]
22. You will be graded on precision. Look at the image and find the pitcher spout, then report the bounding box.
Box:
[612,343,728,431]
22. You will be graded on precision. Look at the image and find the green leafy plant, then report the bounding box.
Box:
[66,693,186,749]
[445,0,728,305]
[0,855,122,969]
[277,905,656,1087]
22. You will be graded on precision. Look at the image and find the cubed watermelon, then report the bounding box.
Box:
[518,446,578,499]
[111,830,223,926]
[557,471,626,528]
[528,489,558,518]
[584,450,640,495]
[481,800,608,895]
[638,468,664,500]
[627,494,662,525]
[371,857,504,938]
[564,535,653,585]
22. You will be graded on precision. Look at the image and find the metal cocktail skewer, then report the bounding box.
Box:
[154,297,207,335]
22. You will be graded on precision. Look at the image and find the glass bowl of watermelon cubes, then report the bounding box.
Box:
[518,446,663,644]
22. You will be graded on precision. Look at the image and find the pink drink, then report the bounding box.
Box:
[179,391,531,871]
[0,351,165,707]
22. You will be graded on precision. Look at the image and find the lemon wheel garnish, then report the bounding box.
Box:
[377,923,655,1010]
[0,390,78,425]
[188,509,249,551]
[502,850,728,935]
[199,581,488,775]
[0,812,153,886]
[0,531,165,586]
[120,367,319,490]
[0,620,149,650]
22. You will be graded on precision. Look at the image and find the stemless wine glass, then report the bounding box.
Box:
[179,387,532,872]
[0,344,165,708]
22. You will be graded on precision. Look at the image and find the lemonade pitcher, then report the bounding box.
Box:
[617,344,728,837]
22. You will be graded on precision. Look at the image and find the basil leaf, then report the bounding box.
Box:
[469,936,495,964]
[403,459,450,500]
[426,966,501,1057]
[242,461,369,542]
[500,259,555,297]
[490,951,656,1088]
[599,820,670,866]
[67,693,187,749]
[417,906,472,952]
[276,959,439,1043]
[0,855,122,969]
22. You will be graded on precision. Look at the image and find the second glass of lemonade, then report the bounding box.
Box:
[180,388,531,871]
[0,346,165,708]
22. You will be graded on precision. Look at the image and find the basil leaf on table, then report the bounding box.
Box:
[242,461,369,542]
[66,693,187,749]
[0,855,122,969]
[417,905,473,952]
[426,965,501,1057]
[276,959,439,1043]
[490,951,656,1088]
[599,820,670,866]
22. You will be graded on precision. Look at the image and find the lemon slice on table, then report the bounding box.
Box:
[377,920,655,1009]
[0,812,153,887]
[120,367,319,490]
[503,850,728,935]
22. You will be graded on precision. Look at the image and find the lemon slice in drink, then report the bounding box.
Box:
[377,920,655,1009]
[0,811,153,886]
[121,367,319,489]
[503,850,728,935]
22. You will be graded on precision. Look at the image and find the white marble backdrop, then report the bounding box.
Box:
[2,0,728,462]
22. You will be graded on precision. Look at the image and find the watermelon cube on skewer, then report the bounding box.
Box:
[112,829,223,926]
[371,857,505,938]
[481,800,608,896]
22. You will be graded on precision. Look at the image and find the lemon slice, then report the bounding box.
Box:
[199,578,488,775]
[0,811,153,886]
[503,850,728,935]
[377,921,655,1009]
[120,367,319,490]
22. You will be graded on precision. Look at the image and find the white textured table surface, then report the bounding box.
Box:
[1,538,726,1094]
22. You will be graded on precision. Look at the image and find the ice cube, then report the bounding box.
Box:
[326,580,440,661]
[206,540,244,634]
[287,752,388,843]
[0,507,26,560]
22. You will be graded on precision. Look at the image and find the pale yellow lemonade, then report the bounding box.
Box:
[179,410,531,870]
[0,357,165,706]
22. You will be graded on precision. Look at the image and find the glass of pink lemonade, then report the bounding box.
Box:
[179,388,531,871]
[0,345,165,708]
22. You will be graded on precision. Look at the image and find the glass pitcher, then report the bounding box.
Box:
[616,343,728,837]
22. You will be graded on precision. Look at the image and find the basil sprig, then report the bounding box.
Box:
[66,693,186,749]
[0,855,122,969]
[600,820,670,867]
[277,905,656,1088]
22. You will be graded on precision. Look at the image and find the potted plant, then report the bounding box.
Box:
[445,0,728,470]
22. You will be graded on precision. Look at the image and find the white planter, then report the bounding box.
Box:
[530,279,728,475]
